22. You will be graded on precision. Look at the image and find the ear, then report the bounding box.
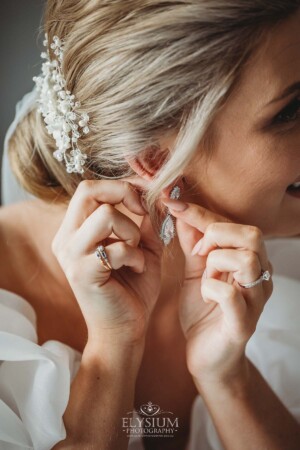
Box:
[124,145,169,181]
[123,139,185,201]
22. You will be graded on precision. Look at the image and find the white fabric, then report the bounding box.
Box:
[0,290,82,450]
[1,90,300,448]
[1,88,38,206]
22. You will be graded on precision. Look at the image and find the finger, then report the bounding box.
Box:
[176,217,206,275]
[194,223,269,274]
[161,198,268,272]
[201,278,249,339]
[65,240,146,287]
[205,249,267,309]
[161,198,231,233]
[94,241,146,274]
[75,204,142,253]
[206,249,261,285]
[62,180,146,234]
[269,260,274,276]
[238,259,274,306]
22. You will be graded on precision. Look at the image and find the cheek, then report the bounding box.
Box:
[226,129,299,191]
[193,135,293,225]
[257,131,300,189]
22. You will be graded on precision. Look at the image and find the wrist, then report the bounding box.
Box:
[86,317,148,347]
[83,332,146,373]
[193,354,251,396]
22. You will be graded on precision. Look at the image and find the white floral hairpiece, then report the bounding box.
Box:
[33,33,89,174]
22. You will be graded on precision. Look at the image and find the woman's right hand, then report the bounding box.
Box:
[51,179,163,345]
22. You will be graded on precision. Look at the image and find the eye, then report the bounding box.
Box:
[273,97,300,124]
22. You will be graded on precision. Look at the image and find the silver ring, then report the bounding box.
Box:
[238,269,271,289]
[95,245,112,271]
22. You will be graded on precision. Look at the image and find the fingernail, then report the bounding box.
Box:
[161,198,188,211]
[191,238,204,256]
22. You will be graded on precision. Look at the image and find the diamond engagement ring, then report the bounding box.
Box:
[238,269,271,289]
[95,245,112,271]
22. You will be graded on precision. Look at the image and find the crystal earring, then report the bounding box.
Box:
[159,184,181,246]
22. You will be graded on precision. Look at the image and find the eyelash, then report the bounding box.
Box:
[273,97,300,125]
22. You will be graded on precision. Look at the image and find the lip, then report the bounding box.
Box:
[287,190,300,198]
[286,183,300,198]
[290,181,300,188]
[289,175,300,186]
[287,174,300,193]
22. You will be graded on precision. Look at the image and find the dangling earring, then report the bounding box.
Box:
[159,184,182,246]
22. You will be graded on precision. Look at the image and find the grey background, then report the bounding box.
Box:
[0,0,45,205]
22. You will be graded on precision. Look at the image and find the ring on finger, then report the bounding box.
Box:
[238,269,271,289]
[95,244,113,271]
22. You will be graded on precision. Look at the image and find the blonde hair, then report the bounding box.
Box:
[8,0,300,234]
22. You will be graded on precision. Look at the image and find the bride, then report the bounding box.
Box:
[1,1,300,449]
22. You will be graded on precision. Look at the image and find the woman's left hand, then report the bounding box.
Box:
[161,198,274,388]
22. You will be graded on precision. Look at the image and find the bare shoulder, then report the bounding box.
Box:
[0,199,66,291]
[0,199,45,243]
[0,200,33,246]
[0,201,39,288]
[0,199,67,241]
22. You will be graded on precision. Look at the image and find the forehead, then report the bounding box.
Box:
[229,9,300,113]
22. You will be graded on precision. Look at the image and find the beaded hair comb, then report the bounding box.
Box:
[33,33,90,174]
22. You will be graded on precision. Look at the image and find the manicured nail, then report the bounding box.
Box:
[191,238,204,256]
[161,198,188,211]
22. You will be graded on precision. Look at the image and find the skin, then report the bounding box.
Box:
[1,8,300,450]
[182,11,300,238]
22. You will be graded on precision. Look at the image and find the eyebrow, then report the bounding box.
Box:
[267,81,300,106]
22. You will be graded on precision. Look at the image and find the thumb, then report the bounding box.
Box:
[139,212,163,259]
[176,217,206,276]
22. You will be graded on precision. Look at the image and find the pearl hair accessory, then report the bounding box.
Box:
[32,33,90,174]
